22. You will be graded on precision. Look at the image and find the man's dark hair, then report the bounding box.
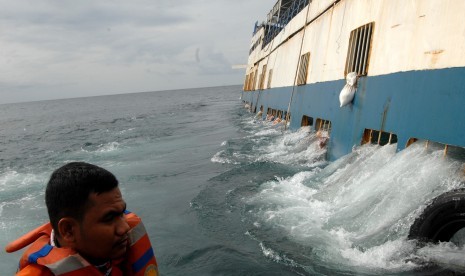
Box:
[45,162,118,232]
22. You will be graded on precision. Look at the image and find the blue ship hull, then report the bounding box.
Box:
[242,67,465,160]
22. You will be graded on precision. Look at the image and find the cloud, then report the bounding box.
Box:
[0,0,277,103]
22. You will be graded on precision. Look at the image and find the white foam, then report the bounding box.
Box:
[0,170,20,192]
[259,242,299,267]
[118,128,135,134]
[247,142,465,272]
[0,169,42,193]
[82,141,121,153]
[254,128,280,137]
[254,126,327,167]
[96,141,120,153]
[260,242,283,261]
[0,169,46,228]
[211,150,239,165]
[418,242,465,271]
[340,239,418,270]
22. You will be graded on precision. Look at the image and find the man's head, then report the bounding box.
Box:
[45,162,130,262]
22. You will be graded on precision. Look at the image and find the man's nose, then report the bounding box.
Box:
[116,216,130,236]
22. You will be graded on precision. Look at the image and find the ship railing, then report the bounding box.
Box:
[262,0,309,49]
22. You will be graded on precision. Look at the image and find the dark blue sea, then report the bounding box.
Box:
[1,85,465,275]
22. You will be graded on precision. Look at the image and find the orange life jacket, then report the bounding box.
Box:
[5,212,158,276]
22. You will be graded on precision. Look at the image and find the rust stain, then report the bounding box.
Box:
[424,49,445,66]
[380,98,390,132]
[391,24,401,28]
[424,50,444,55]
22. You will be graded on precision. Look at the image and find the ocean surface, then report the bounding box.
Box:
[1,85,465,275]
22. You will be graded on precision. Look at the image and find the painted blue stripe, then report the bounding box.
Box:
[28,244,53,264]
[244,67,465,160]
[132,247,154,273]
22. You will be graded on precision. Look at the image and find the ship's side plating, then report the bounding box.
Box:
[242,0,465,161]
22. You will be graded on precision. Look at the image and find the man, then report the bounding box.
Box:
[5,162,158,276]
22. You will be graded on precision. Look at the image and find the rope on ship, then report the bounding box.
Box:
[283,2,313,131]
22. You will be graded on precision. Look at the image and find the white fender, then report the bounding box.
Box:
[339,72,358,107]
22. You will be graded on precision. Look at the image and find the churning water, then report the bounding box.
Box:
[206,109,465,275]
[1,85,464,275]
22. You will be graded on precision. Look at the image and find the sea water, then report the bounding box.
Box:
[1,85,464,275]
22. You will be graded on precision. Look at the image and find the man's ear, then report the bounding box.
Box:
[57,217,79,245]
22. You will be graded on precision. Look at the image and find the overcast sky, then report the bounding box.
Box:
[0,0,276,104]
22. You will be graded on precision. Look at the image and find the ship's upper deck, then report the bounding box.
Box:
[246,0,465,87]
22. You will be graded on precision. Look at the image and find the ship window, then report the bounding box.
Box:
[267,69,273,89]
[253,69,259,90]
[250,74,255,91]
[247,72,254,91]
[442,144,465,160]
[301,115,314,127]
[284,112,291,122]
[259,64,267,90]
[405,138,465,159]
[362,129,397,146]
[406,138,418,147]
[315,118,332,151]
[246,73,253,91]
[249,73,254,91]
[316,118,332,132]
[345,22,374,76]
[297,52,310,85]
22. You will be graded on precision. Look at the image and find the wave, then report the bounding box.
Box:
[211,111,465,273]
[96,141,120,153]
[0,168,47,226]
[211,150,240,165]
[244,142,465,273]
[81,141,121,153]
[215,124,327,168]
[0,169,43,194]
[118,128,135,134]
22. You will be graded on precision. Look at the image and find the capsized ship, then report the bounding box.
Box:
[241,0,465,259]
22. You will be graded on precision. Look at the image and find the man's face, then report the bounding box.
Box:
[74,187,130,263]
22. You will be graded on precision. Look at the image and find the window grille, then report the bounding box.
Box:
[259,65,267,90]
[267,69,273,89]
[297,52,310,85]
[345,22,374,76]
[244,74,249,91]
[316,118,332,132]
[247,72,254,91]
[301,115,313,126]
[253,69,258,90]
[362,128,397,146]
